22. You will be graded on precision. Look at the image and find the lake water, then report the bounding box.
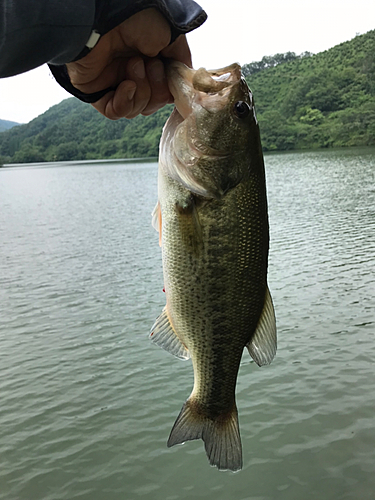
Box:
[0,147,374,500]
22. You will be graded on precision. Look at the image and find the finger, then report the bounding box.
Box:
[161,35,192,67]
[119,8,171,57]
[68,57,129,94]
[93,56,154,119]
[91,80,137,120]
[122,57,152,118]
[141,58,172,116]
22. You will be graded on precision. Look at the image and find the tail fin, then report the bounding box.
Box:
[167,399,242,472]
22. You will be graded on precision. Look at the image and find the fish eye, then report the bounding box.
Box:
[233,101,250,119]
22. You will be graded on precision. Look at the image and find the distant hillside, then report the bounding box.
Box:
[0,99,172,163]
[247,30,375,150]
[0,29,374,163]
[0,119,20,133]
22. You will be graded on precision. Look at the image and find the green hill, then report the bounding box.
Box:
[0,29,374,163]
[0,119,20,132]
[247,30,375,150]
[0,98,172,164]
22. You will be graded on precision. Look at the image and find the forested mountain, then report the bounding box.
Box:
[0,98,172,164]
[0,119,20,132]
[0,29,374,163]
[249,30,375,150]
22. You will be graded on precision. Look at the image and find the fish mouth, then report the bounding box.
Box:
[166,62,242,119]
[159,62,253,199]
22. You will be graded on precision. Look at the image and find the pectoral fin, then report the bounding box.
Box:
[150,307,190,360]
[175,195,204,256]
[246,287,277,366]
[151,201,162,247]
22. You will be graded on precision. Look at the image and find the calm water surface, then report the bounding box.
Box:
[0,148,374,500]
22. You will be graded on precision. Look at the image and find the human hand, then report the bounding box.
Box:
[66,8,192,120]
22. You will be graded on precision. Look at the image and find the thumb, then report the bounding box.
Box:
[161,35,192,67]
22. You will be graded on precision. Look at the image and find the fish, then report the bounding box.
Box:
[150,61,276,472]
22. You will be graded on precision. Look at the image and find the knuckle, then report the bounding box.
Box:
[138,32,170,57]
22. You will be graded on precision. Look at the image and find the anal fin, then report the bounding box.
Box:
[247,286,277,366]
[150,307,190,360]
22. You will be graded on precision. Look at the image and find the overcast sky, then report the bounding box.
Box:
[1,0,374,124]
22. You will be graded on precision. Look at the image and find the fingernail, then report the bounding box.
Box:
[127,87,136,100]
[148,60,165,83]
[133,60,146,79]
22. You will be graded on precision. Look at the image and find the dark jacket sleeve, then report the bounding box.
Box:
[0,0,95,77]
[0,0,206,102]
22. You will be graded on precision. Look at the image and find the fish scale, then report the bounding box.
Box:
[150,61,277,471]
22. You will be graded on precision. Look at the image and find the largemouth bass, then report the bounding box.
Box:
[150,61,276,472]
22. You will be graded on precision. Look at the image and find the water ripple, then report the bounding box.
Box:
[0,150,374,500]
